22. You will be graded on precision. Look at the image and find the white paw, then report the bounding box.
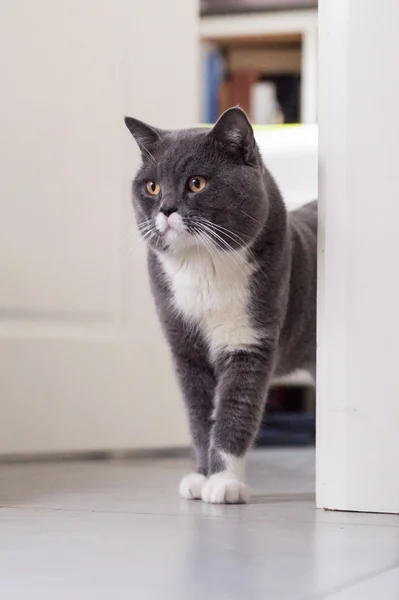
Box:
[179,472,207,500]
[201,473,250,504]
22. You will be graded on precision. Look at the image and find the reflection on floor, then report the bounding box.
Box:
[0,448,398,599]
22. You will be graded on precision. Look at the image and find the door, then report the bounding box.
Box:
[0,0,197,455]
[317,0,399,513]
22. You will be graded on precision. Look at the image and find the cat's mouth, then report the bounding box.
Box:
[154,212,190,246]
[156,212,183,233]
[150,213,246,253]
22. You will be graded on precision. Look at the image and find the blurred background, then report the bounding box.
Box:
[200,0,317,125]
[0,0,318,458]
[3,7,399,597]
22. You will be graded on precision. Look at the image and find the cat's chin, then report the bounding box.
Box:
[156,231,199,254]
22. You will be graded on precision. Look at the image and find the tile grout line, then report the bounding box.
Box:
[0,504,238,521]
[301,562,399,600]
[1,503,399,528]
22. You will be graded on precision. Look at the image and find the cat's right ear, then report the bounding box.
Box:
[209,107,257,166]
[124,116,163,155]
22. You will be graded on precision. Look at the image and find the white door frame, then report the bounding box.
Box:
[317,0,399,514]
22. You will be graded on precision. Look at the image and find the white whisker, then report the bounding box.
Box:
[137,225,154,236]
[190,223,250,277]
[137,220,154,231]
[197,230,218,263]
[120,231,136,245]
[136,140,157,167]
[193,222,251,272]
[191,216,257,265]
[240,209,263,227]
[192,217,250,247]
[124,227,155,258]
[188,225,215,259]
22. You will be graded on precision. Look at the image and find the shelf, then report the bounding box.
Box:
[199,8,318,124]
[205,32,302,46]
[200,9,317,40]
[272,370,315,388]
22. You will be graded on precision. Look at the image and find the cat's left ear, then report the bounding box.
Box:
[124,116,163,156]
[210,107,257,166]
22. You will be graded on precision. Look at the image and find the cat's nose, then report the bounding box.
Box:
[160,205,178,217]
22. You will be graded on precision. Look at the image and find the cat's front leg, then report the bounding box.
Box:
[202,346,274,504]
[173,351,216,500]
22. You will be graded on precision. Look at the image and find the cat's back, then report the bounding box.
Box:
[277,200,317,375]
[287,200,317,273]
[287,200,317,300]
[289,200,317,237]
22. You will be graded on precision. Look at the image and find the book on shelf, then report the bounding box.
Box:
[203,45,301,124]
[230,70,260,116]
[227,46,301,74]
[251,80,283,125]
[205,50,225,124]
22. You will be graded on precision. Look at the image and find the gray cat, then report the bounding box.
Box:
[125,108,317,504]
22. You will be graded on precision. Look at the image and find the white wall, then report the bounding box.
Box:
[256,125,318,210]
[317,0,399,513]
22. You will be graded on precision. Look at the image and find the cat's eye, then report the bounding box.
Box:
[146,181,161,196]
[188,176,207,193]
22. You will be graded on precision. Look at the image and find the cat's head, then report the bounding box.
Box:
[125,107,268,254]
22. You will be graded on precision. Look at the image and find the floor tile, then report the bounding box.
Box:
[0,448,315,516]
[0,449,398,600]
[320,566,399,600]
[1,505,398,600]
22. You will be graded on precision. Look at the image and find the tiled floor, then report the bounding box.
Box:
[0,448,398,599]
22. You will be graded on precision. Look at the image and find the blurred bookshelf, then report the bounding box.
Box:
[199,1,317,125]
[201,0,317,16]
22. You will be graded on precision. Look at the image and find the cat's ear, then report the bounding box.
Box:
[210,107,257,166]
[124,116,163,156]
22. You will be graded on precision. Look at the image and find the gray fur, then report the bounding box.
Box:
[125,108,317,482]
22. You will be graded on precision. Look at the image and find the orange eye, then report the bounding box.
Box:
[146,181,161,196]
[188,176,207,193]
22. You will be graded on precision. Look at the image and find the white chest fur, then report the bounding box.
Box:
[159,248,259,356]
